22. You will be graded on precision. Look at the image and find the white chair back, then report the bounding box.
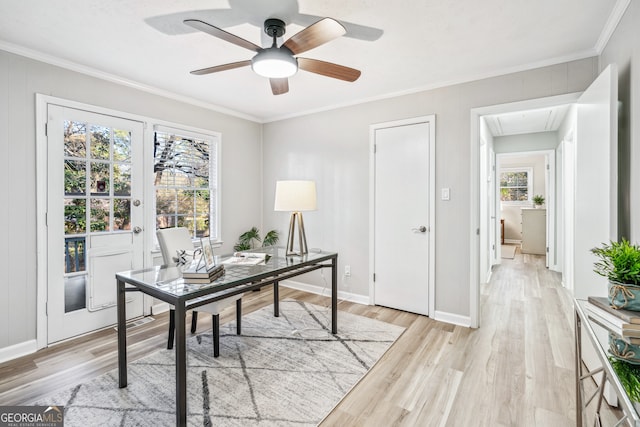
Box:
[157,227,194,266]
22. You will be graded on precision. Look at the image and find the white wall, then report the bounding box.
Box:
[493,131,559,153]
[0,50,263,352]
[262,57,597,320]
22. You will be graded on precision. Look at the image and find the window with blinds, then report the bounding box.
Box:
[154,127,219,239]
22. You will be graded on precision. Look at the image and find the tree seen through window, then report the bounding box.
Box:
[500,169,531,202]
[154,130,216,239]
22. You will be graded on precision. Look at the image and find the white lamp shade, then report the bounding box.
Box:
[274,180,317,211]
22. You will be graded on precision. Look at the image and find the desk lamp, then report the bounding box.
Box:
[274,180,317,256]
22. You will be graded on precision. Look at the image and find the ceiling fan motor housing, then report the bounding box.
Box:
[264,18,287,38]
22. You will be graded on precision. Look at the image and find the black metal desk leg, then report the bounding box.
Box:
[274,280,279,317]
[332,256,338,334]
[117,279,128,388]
[175,302,187,426]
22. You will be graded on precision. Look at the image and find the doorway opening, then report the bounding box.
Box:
[470,65,618,328]
[496,150,555,268]
[469,92,581,328]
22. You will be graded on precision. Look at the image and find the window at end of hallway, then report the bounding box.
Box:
[499,167,532,204]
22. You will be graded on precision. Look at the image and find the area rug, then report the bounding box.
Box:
[501,244,517,259]
[33,299,405,426]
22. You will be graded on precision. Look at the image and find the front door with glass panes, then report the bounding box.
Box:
[47,105,144,344]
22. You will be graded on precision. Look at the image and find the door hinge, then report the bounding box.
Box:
[45,301,48,316]
[45,212,47,227]
[373,144,377,153]
[44,122,48,136]
[546,164,550,170]
[373,273,376,282]
[476,228,480,235]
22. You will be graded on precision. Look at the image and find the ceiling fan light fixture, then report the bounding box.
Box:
[251,48,298,78]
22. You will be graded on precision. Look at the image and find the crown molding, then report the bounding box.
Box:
[265,49,597,123]
[594,0,631,54]
[0,40,262,123]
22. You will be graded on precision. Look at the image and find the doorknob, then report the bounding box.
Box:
[133,226,142,234]
[412,226,427,233]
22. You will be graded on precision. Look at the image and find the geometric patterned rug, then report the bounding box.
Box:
[33,299,405,426]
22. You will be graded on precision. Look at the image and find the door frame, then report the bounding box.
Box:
[35,94,154,349]
[469,93,581,328]
[368,115,436,317]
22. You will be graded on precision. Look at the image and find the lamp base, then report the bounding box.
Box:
[285,212,308,256]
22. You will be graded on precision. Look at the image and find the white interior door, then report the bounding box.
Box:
[489,148,497,266]
[47,105,144,343]
[373,119,433,315]
[479,139,489,281]
[561,135,575,293]
[572,64,618,300]
[570,64,619,405]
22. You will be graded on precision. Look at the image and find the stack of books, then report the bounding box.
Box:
[586,296,640,343]
[181,262,225,284]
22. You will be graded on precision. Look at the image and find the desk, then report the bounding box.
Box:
[116,247,338,426]
[574,299,640,426]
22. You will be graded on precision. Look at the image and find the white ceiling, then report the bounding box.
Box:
[0,0,623,123]
[484,105,571,137]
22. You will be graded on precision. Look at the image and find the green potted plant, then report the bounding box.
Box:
[610,355,640,402]
[532,194,545,208]
[233,227,279,251]
[592,239,640,310]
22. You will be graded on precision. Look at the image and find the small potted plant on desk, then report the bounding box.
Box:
[591,239,640,310]
[234,227,279,251]
[234,227,279,290]
[533,194,545,208]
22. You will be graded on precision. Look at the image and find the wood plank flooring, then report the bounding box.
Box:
[0,250,622,425]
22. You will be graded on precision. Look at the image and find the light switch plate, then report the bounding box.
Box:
[441,188,450,201]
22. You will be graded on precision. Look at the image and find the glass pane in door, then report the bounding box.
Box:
[60,120,135,313]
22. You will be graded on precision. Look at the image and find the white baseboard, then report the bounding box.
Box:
[0,339,38,364]
[280,279,370,305]
[151,302,170,315]
[504,239,521,245]
[484,269,493,285]
[433,310,472,328]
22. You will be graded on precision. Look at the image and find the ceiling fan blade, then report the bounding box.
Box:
[298,58,361,82]
[184,19,261,52]
[270,78,289,95]
[190,60,252,75]
[283,18,346,55]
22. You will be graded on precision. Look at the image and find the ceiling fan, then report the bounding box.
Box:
[184,17,361,95]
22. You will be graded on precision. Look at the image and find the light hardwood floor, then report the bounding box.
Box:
[0,249,620,425]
